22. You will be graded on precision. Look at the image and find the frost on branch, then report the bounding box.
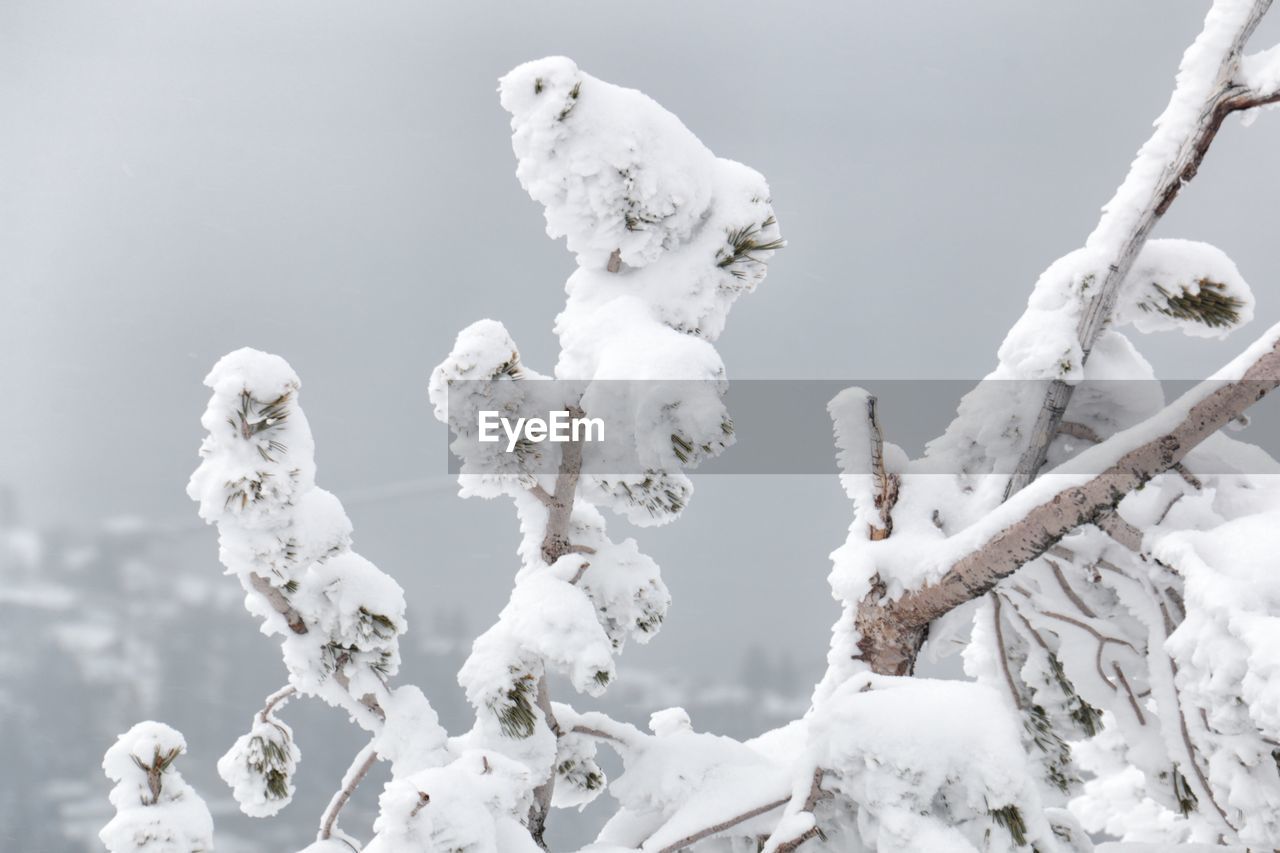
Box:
[100,722,213,853]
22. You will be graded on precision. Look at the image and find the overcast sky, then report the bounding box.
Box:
[4,0,1280,680]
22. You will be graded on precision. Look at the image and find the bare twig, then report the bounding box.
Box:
[1045,558,1098,619]
[258,685,297,723]
[991,594,1024,711]
[318,742,379,841]
[1173,462,1203,490]
[527,404,589,847]
[527,675,562,849]
[651,796,791,853]
[865,395,900,540]
[1112,663,1147,726]
[763,768,829,853]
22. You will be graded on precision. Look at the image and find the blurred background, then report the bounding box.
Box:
[3,1,1280,849]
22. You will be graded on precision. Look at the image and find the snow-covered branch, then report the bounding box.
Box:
[1006,0,1274,497]
[859,322,1280,674]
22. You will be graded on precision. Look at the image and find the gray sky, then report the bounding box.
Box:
[4,0,1280,678]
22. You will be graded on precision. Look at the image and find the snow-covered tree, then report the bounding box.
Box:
[103,2,1280,850]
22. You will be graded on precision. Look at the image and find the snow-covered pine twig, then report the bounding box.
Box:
[1007,0,1278,498]
[100,722,213,853]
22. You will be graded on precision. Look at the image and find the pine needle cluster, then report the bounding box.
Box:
[1139,278,1245,329]
[716,216,784,281]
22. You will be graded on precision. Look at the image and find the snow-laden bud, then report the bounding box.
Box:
[100,722,214,853]
[371,686,451,777]
[218,713,300,818]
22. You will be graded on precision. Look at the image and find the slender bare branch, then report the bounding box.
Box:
[865,395,900,540]
[318,742,379,841]
[1045,558,1098,618]
[763,768,829,853]
[651,796,790,853]
[258,685,297,723]
[527,404,588,847]
[991,594,1024,711]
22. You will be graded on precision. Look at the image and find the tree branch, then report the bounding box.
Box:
[539,403,586,566]
[1005,0,1273,498]
[762,768,829,853]
[258,685,297,723]
[865,395,900,540]
[857,328,1280,674]
[652,796,791,853]
[527,409,587,847]
[317,742,379,841]
[248,572,308,635]
[527,676,560,849]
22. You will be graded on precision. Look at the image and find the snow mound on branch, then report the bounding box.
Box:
[461,566,617,706]
[810,675,1062,853]
[364,751,540,853]
[100,722,213,853]
[500,56,714,272]
[501,55,781,348]
[596,707,790,850]
[1242,44,1280,99]
[372,686,451,777]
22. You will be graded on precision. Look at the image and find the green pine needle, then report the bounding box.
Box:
[990,804,1028,847]
[1139,278,1245,329]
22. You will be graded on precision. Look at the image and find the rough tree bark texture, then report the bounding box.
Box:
[1005,0,1275,498]
[858,333,1280,675]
